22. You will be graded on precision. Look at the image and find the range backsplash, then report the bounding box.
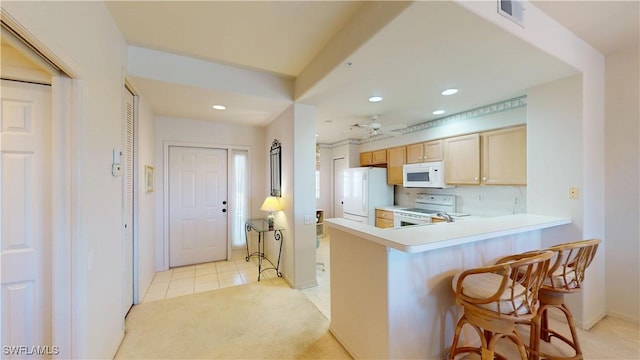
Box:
[394,185,527,216]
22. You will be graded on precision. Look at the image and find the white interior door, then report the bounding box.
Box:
[333,157,345,218]
[122,88,134,317]
[169,146,228,267]
[1,80,52,353]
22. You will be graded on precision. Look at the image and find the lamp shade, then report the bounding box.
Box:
[260,196,281,212]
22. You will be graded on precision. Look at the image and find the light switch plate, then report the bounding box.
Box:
[304,215,315,225]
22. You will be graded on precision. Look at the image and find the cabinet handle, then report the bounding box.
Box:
[474,177,478,181]
[482,177,487,181]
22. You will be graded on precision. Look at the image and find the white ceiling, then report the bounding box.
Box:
[105,1,639,144]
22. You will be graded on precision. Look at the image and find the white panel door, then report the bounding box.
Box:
[333,157,345,218]
[1,80,52,355]
[169,147,228,267]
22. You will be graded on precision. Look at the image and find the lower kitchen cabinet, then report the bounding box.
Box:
[375,209,394,229]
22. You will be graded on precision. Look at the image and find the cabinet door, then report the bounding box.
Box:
[376,217,394,229]
[371,149,387,164]
[359,152,372,166]
[406,143,424,164]
[375,209,394,220]
[444,134,480,184]
[482,126,526,185]
[423,140,443,161]
[386,146,406,185]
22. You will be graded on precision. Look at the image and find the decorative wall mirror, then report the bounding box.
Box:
[270,139,282,197]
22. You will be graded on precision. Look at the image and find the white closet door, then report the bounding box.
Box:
[333,157,346,218]
[169,146,228,267]
[122,88,134,317]
[1,80,52,355]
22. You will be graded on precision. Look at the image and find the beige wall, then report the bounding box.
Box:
[2,1,129,357]
[134,93,156,303]
[154,116,265,271]
[605,45,640,323]
[266,104,318,289]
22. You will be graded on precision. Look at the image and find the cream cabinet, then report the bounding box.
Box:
[424,140,443,161]
[386,146,406,185]
[406,143,424,164]
[406,140,443,164]
[360,149,387,166]
[375,209,394,229]
[482,126,526,185]
[444,134,481,184]
[444,126,526,185]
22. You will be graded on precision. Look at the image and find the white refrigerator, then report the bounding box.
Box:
[342,167,393,226]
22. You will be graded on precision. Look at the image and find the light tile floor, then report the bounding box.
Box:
[301,235,331,319]
[143,256,280,303]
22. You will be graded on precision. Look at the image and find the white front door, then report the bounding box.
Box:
[1,80,52,354]
[333,157,345,218]
[169,146,228,267]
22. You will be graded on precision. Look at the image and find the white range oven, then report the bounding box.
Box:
[393,194,456,228]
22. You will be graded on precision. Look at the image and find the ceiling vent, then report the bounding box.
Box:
[498,0,525,27]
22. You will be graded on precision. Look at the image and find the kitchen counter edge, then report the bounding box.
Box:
[325,214,571,253]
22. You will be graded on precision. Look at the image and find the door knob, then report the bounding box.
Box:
[222,209,227,213]
[222,200,227,205]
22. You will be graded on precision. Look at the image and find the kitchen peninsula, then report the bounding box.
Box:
[325,214,571,359]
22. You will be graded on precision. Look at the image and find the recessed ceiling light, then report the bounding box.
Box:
[433,110,445,115]
[368,96,383,103]
[441,88,458,96]
[212,104,226,110]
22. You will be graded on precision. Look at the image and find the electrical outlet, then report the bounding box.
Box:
[568,186,579,199]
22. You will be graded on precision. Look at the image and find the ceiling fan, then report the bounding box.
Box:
[351,115,407,139]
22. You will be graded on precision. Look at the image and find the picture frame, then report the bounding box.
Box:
[145,165,154,193]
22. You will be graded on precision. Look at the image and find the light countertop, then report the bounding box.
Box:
[325,214,571,253]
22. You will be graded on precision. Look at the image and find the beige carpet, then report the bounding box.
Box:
[115,278,351,359]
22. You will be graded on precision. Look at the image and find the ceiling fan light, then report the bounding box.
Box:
[368,96,383,103]
[441,88,458,96]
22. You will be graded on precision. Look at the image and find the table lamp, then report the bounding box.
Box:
[260,196,281,230]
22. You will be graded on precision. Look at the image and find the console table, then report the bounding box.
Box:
[244,219,284,281]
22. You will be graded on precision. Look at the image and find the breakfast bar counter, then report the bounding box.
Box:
[324,214,570,359]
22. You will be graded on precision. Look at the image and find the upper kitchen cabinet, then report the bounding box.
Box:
[424,140,443,161]
[360,149,387,166]
[444,133,480,184]
[444,126,527,185]
[482,126,526,185]
[406,140,443,164]
[386,146,406,185]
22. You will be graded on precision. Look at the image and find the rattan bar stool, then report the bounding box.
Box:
[448,250,553,360]
[529,238,601,360]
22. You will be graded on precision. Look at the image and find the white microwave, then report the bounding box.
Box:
[402,161,450,188]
